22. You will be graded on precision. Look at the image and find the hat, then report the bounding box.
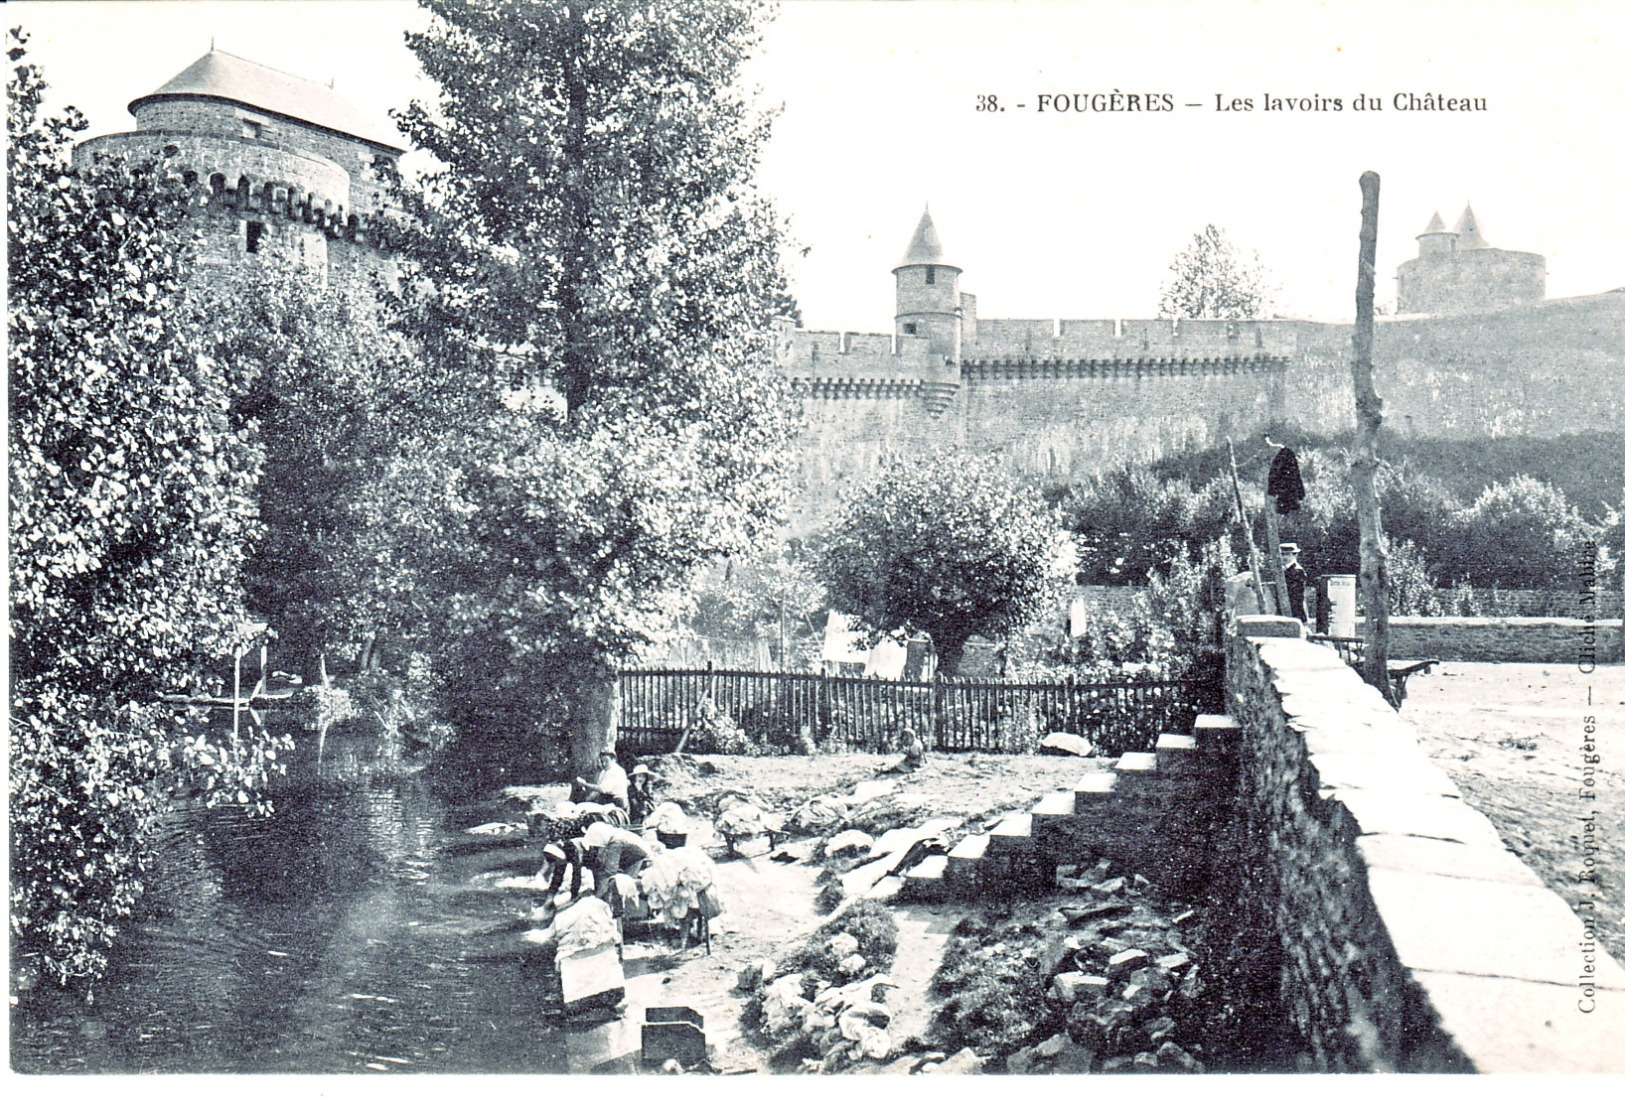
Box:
[1279,542,1301,554]
[582,821,616,849]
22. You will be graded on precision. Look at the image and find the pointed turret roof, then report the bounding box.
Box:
[1453,204,1489,250]
[898,207,951,268]
[130,49,402,151]
[1418,211,1448,236]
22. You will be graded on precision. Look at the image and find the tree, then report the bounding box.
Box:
[1058,466,1235,585]
[198,267,456,680]
[387,0,796,779]
[8,31,273,985]
[1446,475,1587,589]
[1157,223,1274,319]
[685,535,826,666]
[817,453,1065,677]
[1350,171,1393,704]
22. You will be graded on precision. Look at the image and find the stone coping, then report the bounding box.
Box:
[1376,616,1623,630]
[1240,635,1624,1072]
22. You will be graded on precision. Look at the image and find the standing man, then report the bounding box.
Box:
[1280,543,1309,624]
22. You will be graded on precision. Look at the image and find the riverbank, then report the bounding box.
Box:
[530,751,1242,1074]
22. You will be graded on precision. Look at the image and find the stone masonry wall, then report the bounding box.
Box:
[1357,616,1624,665]
[781,291,1624,527]
[1224,628,1625,1071]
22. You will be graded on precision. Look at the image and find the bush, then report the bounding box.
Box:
[783,899,899,988]
[930,916,1051,1054]
[686,695,764,755]
[1386,536,1442,616]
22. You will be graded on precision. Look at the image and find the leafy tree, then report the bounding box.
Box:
[8,31,274,985]
[1058,466,1235,584]
[817,453,1065,677]
[1385,536,1442,616]
[199,267,456,680]
[1046,536,1234,681]
[1157,223,1274,319]
[1443,475,1588,589]
[386,0,796,778]
[684,536,826,665]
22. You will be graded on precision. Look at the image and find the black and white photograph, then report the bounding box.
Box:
[7,0,1623,1102]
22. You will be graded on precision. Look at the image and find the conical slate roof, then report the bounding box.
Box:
[1453,204,1489,250]
[898,207,952,268]
[1418,211,1448,236]
[131,49,403,151]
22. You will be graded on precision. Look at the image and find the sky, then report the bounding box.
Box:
[11,0,1625,332]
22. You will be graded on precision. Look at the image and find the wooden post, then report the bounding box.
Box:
[1351,171,1395,705]
[931,673,945,752]
[1226,438,1274,613]
[1264,502,1287,618]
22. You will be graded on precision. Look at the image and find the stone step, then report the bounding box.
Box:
[1031,790,1077,843]
[902,854,949,901]
[1114,751,1159,777]
[1073,770,1119,803]
[988,812,1034,854]
[948,832,990,862]
[1154,733,1200,776]
[1193,713,1242,749]
[945,833,989,894]
[1033,790,1077,819]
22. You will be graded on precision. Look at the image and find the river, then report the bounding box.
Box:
[9,730,620,1075]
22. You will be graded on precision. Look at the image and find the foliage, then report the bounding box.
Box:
[1049,538,1233,679]
[199,268,457,678]
[686,695,759,755]
[290,682,357,733]
[783,899,899,989]
[1385,536,1443,616]
[1058,468,1235,586]
[8,31,275,985]
[1442,475,1588,589]
[1156,223,1275,319]
[818,452,1066,676]
[384,0,797,778]
[685,536,825,650]
[931,915,1049,1054]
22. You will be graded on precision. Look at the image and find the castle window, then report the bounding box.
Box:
[245,221,266,254]
[902,323,918,335]
[926,266,936,285]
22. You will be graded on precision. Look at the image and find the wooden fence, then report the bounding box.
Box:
[618,666,1210,758]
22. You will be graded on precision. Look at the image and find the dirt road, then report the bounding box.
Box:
[1401,662,1623,960]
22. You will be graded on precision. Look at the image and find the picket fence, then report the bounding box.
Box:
[617,666,1210,758]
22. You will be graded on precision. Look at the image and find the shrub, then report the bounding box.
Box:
[686,695,762,755]
[930,916,1051,1054]
[783,899,899,988]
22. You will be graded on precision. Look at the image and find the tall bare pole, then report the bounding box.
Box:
[1351,171,1394,704]
[1226,438,1273,614]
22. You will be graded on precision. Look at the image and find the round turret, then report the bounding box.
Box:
[893,208,963,369]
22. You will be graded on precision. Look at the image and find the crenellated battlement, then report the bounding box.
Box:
[74,131,390,244]
[73,48,401,288]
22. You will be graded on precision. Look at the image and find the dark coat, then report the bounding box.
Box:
[1267,447,1306,514]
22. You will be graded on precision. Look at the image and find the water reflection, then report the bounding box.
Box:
[11,731,577,1074]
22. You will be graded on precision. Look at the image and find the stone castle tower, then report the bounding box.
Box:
[893,208,964,372]
[1395,204,1545,314]
[73,48,403,288]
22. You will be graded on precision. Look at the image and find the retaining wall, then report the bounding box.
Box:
[1224,627,1624,1071]
[1357,616,1624,665]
